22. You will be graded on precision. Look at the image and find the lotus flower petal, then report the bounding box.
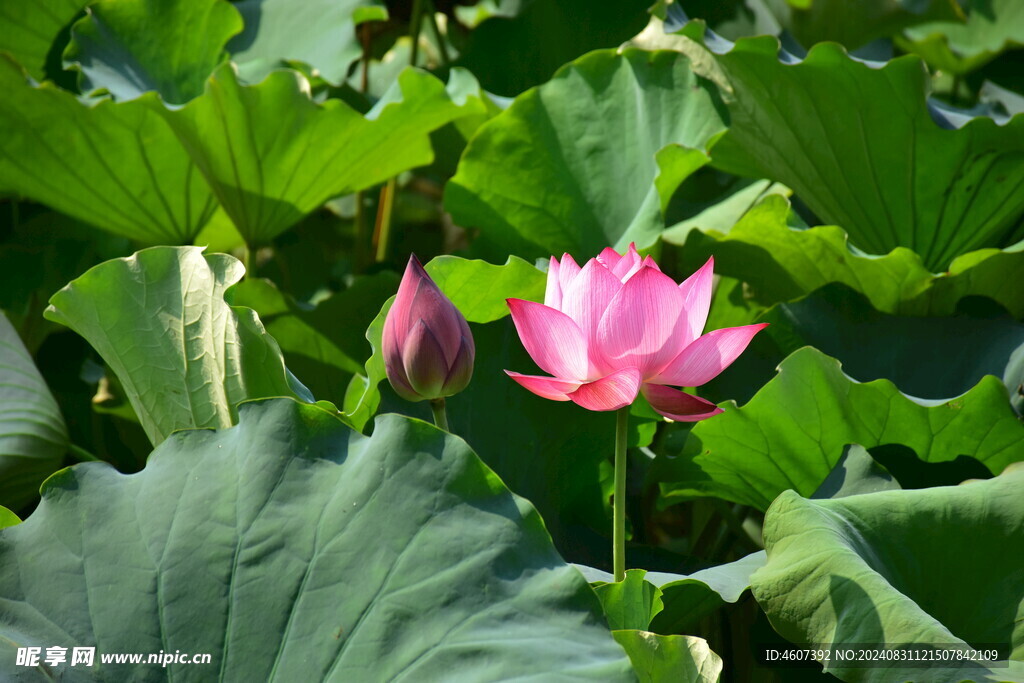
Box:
[654,323,768,387]
[507,298,588,380]
[560,260,623,375]
[596,247,623,271]
[642,383,722,422]
[557,253,581,289]
[443,335,475,395]
[390,258,465,365]
[569,367,642,412]
[545,256,563,309]
[597,266,686,378]
[402,320,451,398]
[610,243,643,280]
[677,257,714,347]
[505,371,582,401]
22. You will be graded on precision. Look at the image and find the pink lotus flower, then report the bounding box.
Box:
[505,245,766,421]
[384,256,474,402]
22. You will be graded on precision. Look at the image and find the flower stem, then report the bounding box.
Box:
[424,0,451,66]
[409,0,425,67]
[613,406,629,582]
[430,397,449,431]
[373,176,397,263]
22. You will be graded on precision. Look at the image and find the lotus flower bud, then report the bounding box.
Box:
[383,255,475,402]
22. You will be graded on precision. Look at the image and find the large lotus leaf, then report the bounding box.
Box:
[227,0,382,86]
[763,282,1024,410]
[229,273,398,408]
[0,57,218,244]
[445,48,728,262]
[900,0,1024,74]
[0,312,67,510]
[159,63,485,246]
[751,466,1024,682]
[658,347,1024,510]
[668,12,1024,270]
[613,631,723,683]
[453,0,651,97]
[63,0,242,103]
[0,398,634,681]
[44,247,302,446]
[671,194,1024,318]
[0,0,90,80]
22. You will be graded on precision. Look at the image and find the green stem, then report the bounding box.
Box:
[429,397,449,431]
[242,244,253,280]
[68,443,101,463]
[409,0,425,67]
[374,177,397,263]
[424,0,451,66]
[613,406,629,582]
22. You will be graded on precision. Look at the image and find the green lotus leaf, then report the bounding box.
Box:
[0,398,634,681]
[613,631,723,683]
[0,0,90,79]
[671,195,1024,318]
[63,0,242,103]
[658,347,1024,510]
[751,466,1024,681]
[445,48,728,261]
[592,569,665,631]
[453,0,651,97]
[668,12,1024,270]
[0,311,67,510]
[424,255,545,324]
[0,56,218,244]
[44,247,305,446]
[900,0,1024,74]
[228,0,383,86]
[158,63,486,246]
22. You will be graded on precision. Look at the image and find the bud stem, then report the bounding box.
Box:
[613,406,629,582]
[429,397,449,431]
